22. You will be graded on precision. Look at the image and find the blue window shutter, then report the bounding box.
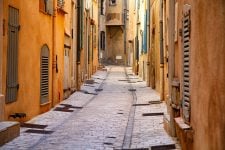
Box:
[143,11,147,53]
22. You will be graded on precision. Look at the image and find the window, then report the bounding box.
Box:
[109,0,116,6]
[40,45,49,104]
[39,0,53,15]
[101,0,104,15]
[100,31,105,50]
[6,6,19,103]
[182,4,191,124]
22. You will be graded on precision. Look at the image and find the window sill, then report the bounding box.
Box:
[174,117,191,130]
[40,101,51,106]
[39,10,52,16]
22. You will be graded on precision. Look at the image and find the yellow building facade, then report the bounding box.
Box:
[2,0,65,121]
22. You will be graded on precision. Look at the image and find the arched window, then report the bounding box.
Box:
[40,45,49,104]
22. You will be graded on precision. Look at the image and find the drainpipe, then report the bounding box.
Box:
[76,0,81,90]
[91,3,94,74]
[0,0,3,93]
[147,0,151,87]
[0,0,5,121]
[52,0,56,107]
[168,0,176,136]
[160,0,164,101]
[124,0,127,65]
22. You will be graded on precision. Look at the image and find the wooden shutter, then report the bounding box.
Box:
[6,6,19,103]
[47,0,54,15]
[100,31,105,50]
[40,45,49,104]
[182,4,191,123]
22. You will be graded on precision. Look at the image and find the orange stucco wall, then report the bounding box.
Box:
[3,0,53,121]
[189,1,225,150]
[149,0,161,92]
[52,10,65,106]
[174,0,225,150]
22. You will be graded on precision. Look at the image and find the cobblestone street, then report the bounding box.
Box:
[0,66,179,150]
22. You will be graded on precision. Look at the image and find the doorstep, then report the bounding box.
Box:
[0,121,20,146]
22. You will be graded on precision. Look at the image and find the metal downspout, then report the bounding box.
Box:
[124,0,127,65]
[76,0,81,89]
[168,0,176,136]
[52,0,56,107]
[160,0,164,101]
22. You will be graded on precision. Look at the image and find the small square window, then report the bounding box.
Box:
[109,0,116,6]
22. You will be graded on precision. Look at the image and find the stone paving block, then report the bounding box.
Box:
[0,66,179,150]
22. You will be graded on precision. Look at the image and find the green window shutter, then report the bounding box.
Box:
[6,6,19,103]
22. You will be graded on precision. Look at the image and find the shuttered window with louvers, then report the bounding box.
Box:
[182,5,191,124]
[6,6,19,103]
[40,45,49,104]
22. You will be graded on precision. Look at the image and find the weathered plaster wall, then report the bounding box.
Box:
[3,0,53,121]
[149,0,160,92]
[173,0,225,150]
[189,0,225,150]
[106,26,125,65]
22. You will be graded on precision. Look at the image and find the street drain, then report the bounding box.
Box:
[118,79,129,81]
[20,123,47,129]
[118,113,124,115]
[137,81,143,82]
[149,101,162,104]
[103,142,113,145]
[79,90,98,95]
[128,81,137,83]
[142,112,164,116]
[60,104,83,109]
[95,88,103,92]
[133,104,150,106]
[53,107,74,112]
[106,136,116,139]
[150,144,176,150]
[128,89,136,92]
[25,129,54,134]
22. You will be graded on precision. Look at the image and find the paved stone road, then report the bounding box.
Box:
[0,66,179,150]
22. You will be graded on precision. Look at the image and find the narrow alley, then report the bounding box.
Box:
[1,0,225,150]
[1,66,178,150]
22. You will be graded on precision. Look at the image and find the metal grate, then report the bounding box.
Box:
[20,123,47,129]
[95,88,103,92]
[25,129,54,134]
[54,107,74,112]
[142,112,164,116]
[149,101,162,104]
[182,5,191,124]
[59,104,83,109]
[150,144,176,150]
[133,104,150,106]
[128,89,136,92]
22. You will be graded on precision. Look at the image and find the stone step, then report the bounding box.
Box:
[0,121,20,146]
